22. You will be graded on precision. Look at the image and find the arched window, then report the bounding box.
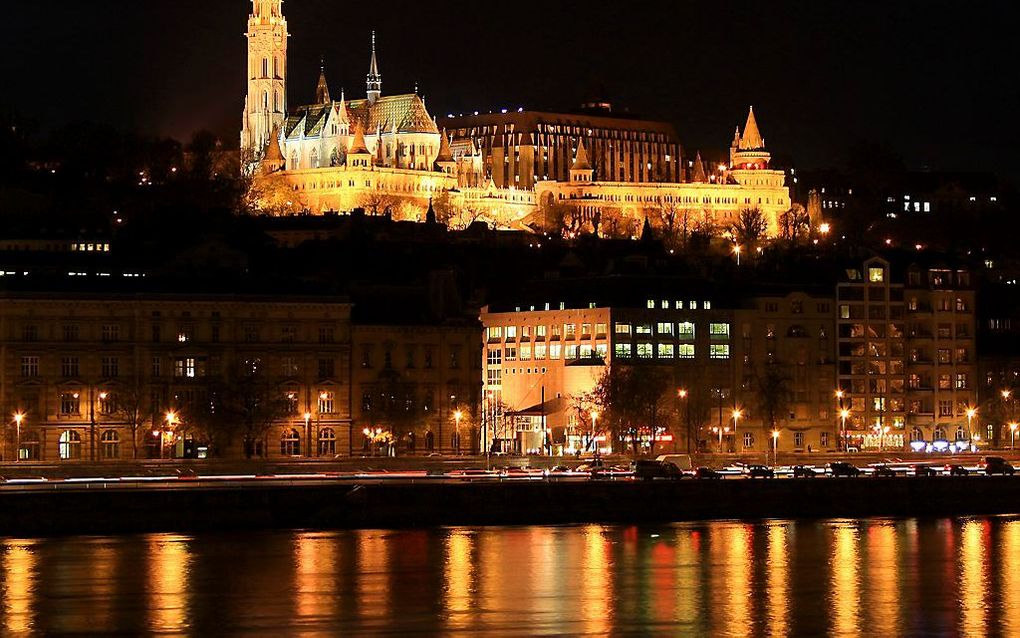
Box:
[310,149,319,169]
[20,431,41,461]
[933,427,946,441]
[909,427,924,442]
[274,90,280,112]
[281,429,301,456]
[59,430,82,460]
[955,427,967,441]
[263,90,269,111]
[101,430,120,459]
[273,56,279,78]
[318,428,336,457]
[290,151,299,170]
[262,57,269,78]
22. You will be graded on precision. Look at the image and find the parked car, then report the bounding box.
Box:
[792,465,818,478]
[694,467,723,479]
[633,460,683,480]
[746,465,775,478]
[946,464,969,477]
[655,454,693,472]
[829,462,862,477]
[548,465,572,474]
[913,465,939,477]
[985,456,1016,476]
[871,465,897,478]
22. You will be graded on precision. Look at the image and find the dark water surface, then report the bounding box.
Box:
[3,517,1019,636]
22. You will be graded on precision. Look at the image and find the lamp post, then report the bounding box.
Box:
[1011,422,1018,450]
[1003,390,1013,449]
[835,389,846,451]
[733,244,742,266]
[303,412,312,456]
[453,410,463,455]
[731,408,742,454]
[13,413,24,462]
[163,411,177,460]
[966,407,977,444]
[678,388,690,454]
[771,429,780,467]
[590,410,599,456]
[96,392,108,461]
[840,409,851,453]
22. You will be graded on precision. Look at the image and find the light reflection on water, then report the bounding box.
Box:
[4,517,1020,636]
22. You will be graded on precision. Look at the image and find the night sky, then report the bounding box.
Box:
[5,1,1016,178]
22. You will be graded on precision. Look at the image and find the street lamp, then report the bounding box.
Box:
[966,407,978,442]
[1010,422,1018,450]
[733,244,742,266]
[839,409,851,452]
[13,412,25,462]
[454,410,463,455]
[163,411,177,460]
[731,408,743,453]
[590,410,599,456]
[678,388,690,454]
[771,429,780,466]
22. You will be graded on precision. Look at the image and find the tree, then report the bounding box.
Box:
[778,205,811,243]
[590,365,671,456]
[676,375,715,453]
[755,362,793,453]
[112,384,151,459]
[358,192,400,216]
[731,206,769,250]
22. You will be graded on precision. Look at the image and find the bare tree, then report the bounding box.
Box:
[778,205,811,243]
[755,362,793,452]
[112,384,150,459]
[731,206,769,249]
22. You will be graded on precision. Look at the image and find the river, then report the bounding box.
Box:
[2,517,1018,636]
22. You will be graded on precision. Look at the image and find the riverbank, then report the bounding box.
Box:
[4,475,1020,537]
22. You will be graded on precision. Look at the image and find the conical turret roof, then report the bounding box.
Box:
[738,106,765,150]
[572,138,592,171]
[435,129,454,162]
[315,65,331,104]
[264,126,284,162]
[348,121,369,155]
[691,151,707,183]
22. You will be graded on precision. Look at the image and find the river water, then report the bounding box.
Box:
[2,517,1018,636]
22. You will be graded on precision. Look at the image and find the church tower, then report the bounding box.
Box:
[366,32,382,104]
[241,0,289,158]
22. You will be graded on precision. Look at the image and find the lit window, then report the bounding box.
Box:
[709,344,730,359]
[678,344,695,359]
[869,267,885,283]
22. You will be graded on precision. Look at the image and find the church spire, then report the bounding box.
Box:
[315,58,331,104]
[691,151,707,183]
[738,106,765,150]
[366,31,382,104]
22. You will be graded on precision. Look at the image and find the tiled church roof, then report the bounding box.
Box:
[285,94,438,140]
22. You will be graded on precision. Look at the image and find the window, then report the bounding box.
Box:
[519,345,531,361]
[938,349,952,364]
[101,356,119,378]
[536,325,547,339]
[678,344,695,359]
[868,267,885,283]
[101,324,120,343]
[615,323,632,335]
[658,343,675,359]
[595,323,607,337]
[505,326,517,340]
[487,349,502,365]
[955,374,969,390]
[60,392,81,416]
[22,324,38,342]
[939,401,953,417]
[504,347,517,361]
[743,432,755,449]
[281,356,299,377]
[710,344,730,359]
[657,322,674,336]
[793,432,804,448]
[678,322,695,340]
[534,345,547,360]
[174,358,198,379]
[61,357,80,378]
[177,326,193,343]
[709,323,731,340]
[637,343,654,359]
[318,358,335,378]
[20,356,39,378]
[58,430,82,460]
[281,326,297,343]
[564,324,577,339]
[549,344,562,360]
[820,431,830,448]
[152,357,162,377]
[318,391,335,414]
[635,324,652,335]
[63,325,79,342]
[318,428,336,456]
[319,327,335,344]
[100,430,120,459]
[244,325,260,343]
[281,429,302,456]
[565,344,578,359]
[938,374,952,390]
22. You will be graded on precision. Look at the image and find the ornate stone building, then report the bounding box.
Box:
[534,108,793,237]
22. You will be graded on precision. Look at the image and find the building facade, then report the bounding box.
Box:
[0,291,353,462]
[534,108,793,237]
